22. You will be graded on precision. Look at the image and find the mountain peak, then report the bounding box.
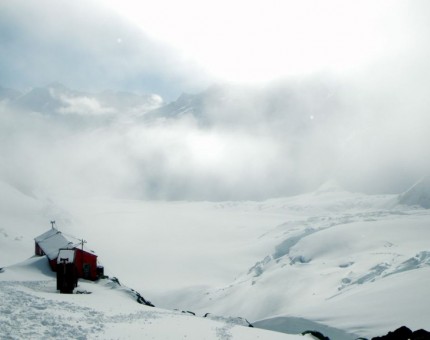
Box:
[398,176,430,208]
[314,179,345,194]
[0,86,22,101]
[45,82,68,91]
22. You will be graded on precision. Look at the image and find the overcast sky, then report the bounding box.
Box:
[1,0,427,98]
[0,0,211,99]
[1,0,430,200]
[102,0,414,82]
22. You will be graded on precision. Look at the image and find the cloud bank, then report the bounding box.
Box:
[0,0,210,100]
[2,63,430,201]
[1,1,430,200]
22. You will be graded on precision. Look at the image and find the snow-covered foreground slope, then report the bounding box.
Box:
[1,180,430,339]
[0,257,303,340]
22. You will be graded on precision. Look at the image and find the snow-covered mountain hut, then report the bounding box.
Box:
[34,227,99,280]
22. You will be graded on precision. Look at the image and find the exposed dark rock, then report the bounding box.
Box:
[181,311,196,316]
[75,290,92,294]
[302,330,330,340]
[110,277,121,286]
[412,329,430,340]
[371,326,430,340]
[134,290,154,307]
[372,326,412,340]
[203,313,253,327]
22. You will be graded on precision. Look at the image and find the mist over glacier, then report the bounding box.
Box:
[2,2,430,339]
[1,0,430,201]
[1,72,430,201]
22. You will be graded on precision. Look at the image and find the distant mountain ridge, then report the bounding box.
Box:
[0,86,22,101]
[1,80,341,138]
[141,79,342,150]
[1,80,425,200]
[398,176,430,208]
[1,83,163,117]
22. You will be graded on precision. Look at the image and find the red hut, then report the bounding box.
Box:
[34,226,99,281]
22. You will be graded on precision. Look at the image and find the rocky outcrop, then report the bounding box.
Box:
[372,326,430,340]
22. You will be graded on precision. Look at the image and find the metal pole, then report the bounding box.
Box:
[81,239,87,278]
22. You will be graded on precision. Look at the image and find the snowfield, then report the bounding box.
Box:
[3,1,430,338]
[1,179,430,339]
[0,258,300,340]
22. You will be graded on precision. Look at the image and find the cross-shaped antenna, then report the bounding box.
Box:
[80,239,87,271]
[81,239,87,250]
[50,220,56,229]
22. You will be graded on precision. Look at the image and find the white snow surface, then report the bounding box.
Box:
[0,258,298,340]
[1,180,430,339]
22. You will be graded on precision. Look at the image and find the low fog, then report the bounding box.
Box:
[1,0,430,201]
[1,69,430,201]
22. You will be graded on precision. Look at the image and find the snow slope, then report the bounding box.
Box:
[1,181,430,339]
[162,191,430,339]
[0,257,303,340]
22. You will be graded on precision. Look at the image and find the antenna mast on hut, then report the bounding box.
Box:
[80,239,87,252]
[80,238,87,276]
[50,220,56,229]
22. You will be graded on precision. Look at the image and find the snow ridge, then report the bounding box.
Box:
[398,176,430,208]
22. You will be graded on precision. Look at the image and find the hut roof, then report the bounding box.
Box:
[35,228,96,260]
